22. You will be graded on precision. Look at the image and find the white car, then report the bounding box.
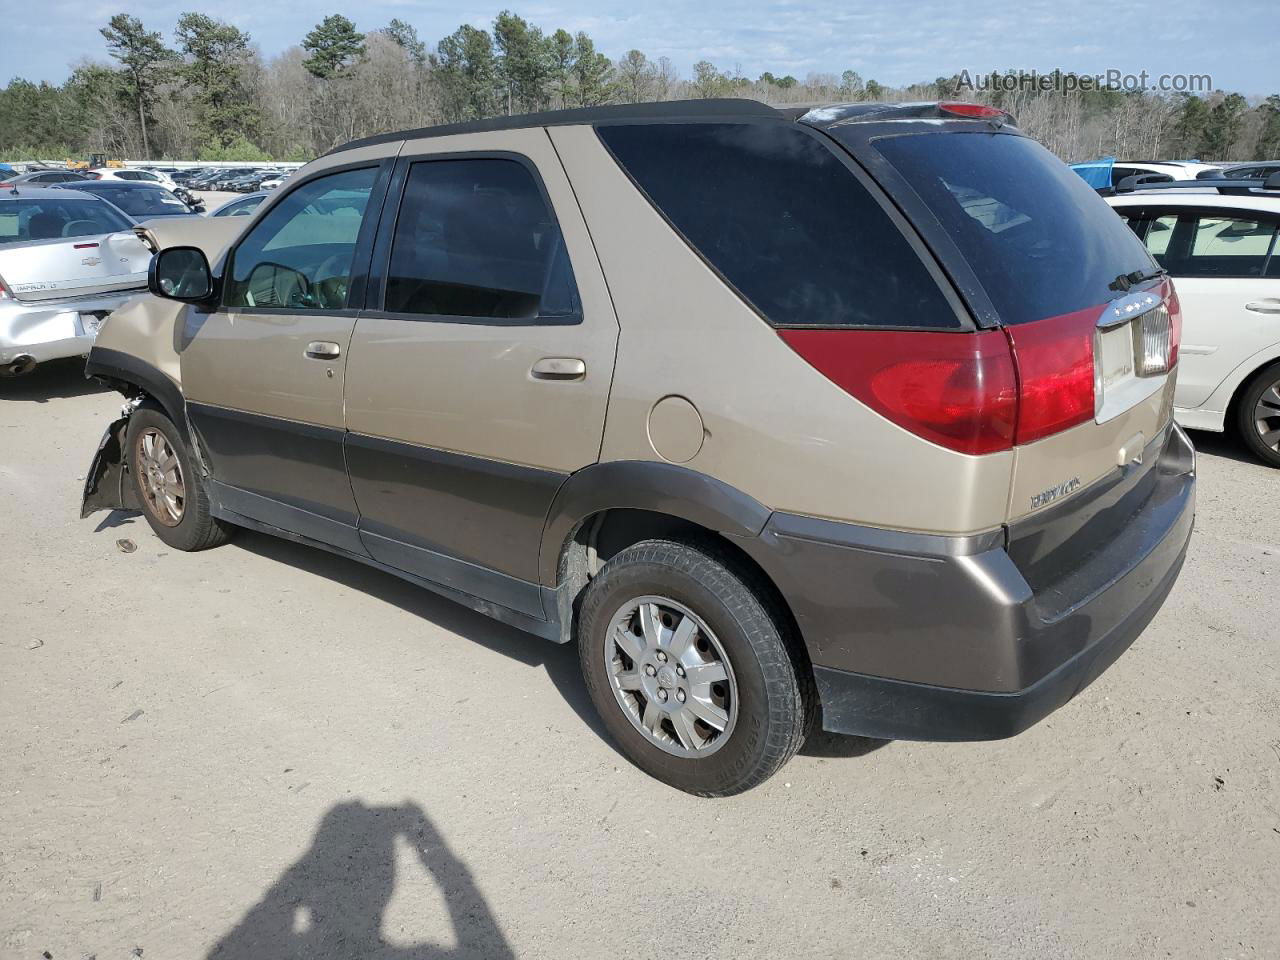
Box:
[1108,189,1280,465]
[87,167,179,191]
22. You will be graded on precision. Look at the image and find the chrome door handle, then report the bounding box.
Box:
[531,357,586,380]
[1245,300,1280,315]
[305,341,341,359]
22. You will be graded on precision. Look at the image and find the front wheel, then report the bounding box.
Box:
[577,539,811,796]
[125,405,232,551]
[1236,363,1280,468]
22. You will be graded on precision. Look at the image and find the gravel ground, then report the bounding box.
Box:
[2,358,1278,960]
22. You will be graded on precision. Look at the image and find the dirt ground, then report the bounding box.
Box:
[2,358,1277,960]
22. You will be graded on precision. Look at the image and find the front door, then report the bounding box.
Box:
[1129,206,1280,408]
[180,161,390,552]
[343,130,619,615]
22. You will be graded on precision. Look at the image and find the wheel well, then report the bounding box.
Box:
[554,508,808,669]
[1226,358,1280,434]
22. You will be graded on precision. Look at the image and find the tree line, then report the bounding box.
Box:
[1,10,1277,165]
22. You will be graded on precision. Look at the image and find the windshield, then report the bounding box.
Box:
[0,197,133,243]
[214,195,265,217]
[79,185,193,218]
[866,131,1158,325]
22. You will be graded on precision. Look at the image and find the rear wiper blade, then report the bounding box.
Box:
[1109,267,1166,292]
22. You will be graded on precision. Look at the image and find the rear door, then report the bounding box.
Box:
[180,156,393,552]
[1127,205,1280,408]
[343,128,618,610]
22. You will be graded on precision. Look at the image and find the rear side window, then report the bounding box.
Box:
[869,132,1157,325]
[383,158,578,322]
[1128,209,1278,278]
[596,122,957,329]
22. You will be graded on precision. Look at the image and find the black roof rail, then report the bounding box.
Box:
[1109,172,1280,196]
[325,98,785,156]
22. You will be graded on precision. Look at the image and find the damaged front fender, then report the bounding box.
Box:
[81,413,141,518]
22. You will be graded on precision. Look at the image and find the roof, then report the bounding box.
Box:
[327,97,1017,157]
[72,179,170,189]
[329,98,783,155]
[1106,192,1280,213]
[0,185,101,201]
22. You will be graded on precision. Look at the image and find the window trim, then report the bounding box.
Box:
[218,157,393,316]
[1125,205,1280,279]
[594,118,974,333]
[363,149,583,327]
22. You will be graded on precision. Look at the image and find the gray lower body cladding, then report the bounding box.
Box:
[738,424,1196,741]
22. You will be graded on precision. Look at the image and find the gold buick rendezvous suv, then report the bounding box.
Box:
[81,100,1196,796]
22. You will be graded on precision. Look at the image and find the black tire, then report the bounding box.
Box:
[577,538,812,797]
[1235,363,1280,468]
[125,404,233,551]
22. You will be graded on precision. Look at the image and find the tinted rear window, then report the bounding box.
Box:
[597,122,958,329]
[384,158,578,321]
[79,185,191,217]
[0,198,132,243]
[869,132,1156,325]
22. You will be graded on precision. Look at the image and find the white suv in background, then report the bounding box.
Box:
[1108,190,1280,465]
[87,168,179,191]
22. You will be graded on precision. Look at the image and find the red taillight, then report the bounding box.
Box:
[73,242,100,249]
[779,328,1018,455]
[0,276,10,300]
[1004,307,1097,445]
[938,102,1009,120]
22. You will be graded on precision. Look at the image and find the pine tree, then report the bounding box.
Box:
[99,14,175,159]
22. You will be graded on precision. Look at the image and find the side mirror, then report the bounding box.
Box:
[1265,171,1280,191]
[149,245,214,304]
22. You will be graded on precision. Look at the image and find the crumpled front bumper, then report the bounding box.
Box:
[0,289,144,366]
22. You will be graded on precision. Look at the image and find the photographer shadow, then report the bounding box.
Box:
[207,800,514,960]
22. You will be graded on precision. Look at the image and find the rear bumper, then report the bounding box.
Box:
[738,423,1196,741]
[0,289,143,366]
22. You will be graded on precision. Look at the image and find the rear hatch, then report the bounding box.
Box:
[817,114,1179,525]
[0,195,151,301]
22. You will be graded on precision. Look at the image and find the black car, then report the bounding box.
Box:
[58,180,201,219]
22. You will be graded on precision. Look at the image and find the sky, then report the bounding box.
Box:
[9,0,1277,96]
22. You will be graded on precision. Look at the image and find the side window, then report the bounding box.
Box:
[224,167,377,311]
[597,122,957,329]
[1142,214,1179,265]
[383,158,578,321]
[1182,215,1277,278]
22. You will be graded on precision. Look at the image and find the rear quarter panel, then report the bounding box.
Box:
[550,124,1013,536]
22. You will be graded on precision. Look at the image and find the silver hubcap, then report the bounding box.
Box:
[1253,380,1280,452]
[135,427,185,526]
[605,596,737,757]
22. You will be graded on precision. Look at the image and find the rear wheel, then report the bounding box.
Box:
[577,539,810,796]
[126,405,232,550]
[1236,363,1280,468]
